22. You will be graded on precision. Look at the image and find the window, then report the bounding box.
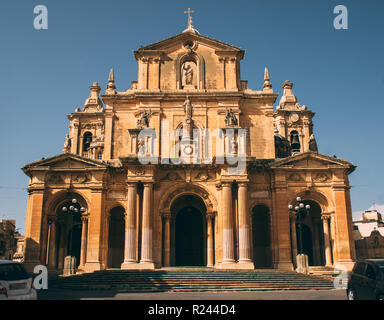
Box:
[97,152,102,160]
[290,131,301,153]
[83,132,92,151]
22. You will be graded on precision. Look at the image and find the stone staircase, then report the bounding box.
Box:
[308,266,337,281]
[51,268,336,292]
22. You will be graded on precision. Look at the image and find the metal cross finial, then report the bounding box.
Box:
[184,8,195,29]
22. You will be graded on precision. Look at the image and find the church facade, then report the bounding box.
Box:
[22,19,357,273]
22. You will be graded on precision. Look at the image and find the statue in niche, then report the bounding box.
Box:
[181,61,196,88]
[225,108,238,127]
[137,109,151,128]
[230,136,238,155]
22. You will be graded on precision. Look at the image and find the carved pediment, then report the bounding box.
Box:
[23,153,108,176]
[136,32,243,54]
[272,152,355,173]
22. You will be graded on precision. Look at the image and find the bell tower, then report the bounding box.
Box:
[273,80,316,155]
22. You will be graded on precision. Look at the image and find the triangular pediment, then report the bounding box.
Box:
[271,152,356,172]
[136,31,243,55]
[23,153,108,173]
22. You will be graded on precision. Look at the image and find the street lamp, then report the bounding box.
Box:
[288,197,311,274]
[62,198,85,275]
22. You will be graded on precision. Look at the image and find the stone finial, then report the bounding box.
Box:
[82,82,104,112]
[106,68,116,94]
[278,80,299,110]
[90,82,101,98]
[263,67,272,92]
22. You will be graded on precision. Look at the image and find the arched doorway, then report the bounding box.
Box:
[108,206,125,268]
[171,195,207,266]
[53,193,87,269]
[252,205,272,268]
[296,200,325,266]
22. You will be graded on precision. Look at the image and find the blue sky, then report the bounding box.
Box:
[0,0,383,233]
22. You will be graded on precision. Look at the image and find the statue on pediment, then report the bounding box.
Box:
[63,134,71,153]
[309,134,318,153]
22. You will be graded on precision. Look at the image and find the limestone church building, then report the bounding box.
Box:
[22,16,357,273]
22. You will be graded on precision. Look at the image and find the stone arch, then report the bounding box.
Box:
[44,190,89,269]
[45,189,89,216]
[105,201,127,217]
[290,189,334,214]
[175,51,206,90]
[159,183,217,215]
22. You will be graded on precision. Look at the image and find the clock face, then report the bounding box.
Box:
[289,113,299,123]
[183,145,193,155]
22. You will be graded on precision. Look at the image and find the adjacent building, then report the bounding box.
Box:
[353,210,384,259]
[0,219,17,260]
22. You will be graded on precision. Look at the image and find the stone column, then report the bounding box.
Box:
[219,182,236,267]
[140,182,155,268]
[237,182,253,269]
[47,217,57,269]
[290,214,298,268]
[163,213,171,267]
[104,114,113,160]
[71,121,79,154]
[206,213,215,267]
[322,215,333,267]
[84,189,104,272]
[121,183,138,269]
[333,185,355,271]
[273,186,293,270]
[79,215,89,268]
[23,189,45,272]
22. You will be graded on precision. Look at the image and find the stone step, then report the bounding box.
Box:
[52,269,335,292]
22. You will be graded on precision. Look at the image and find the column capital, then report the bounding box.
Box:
[221,181,232,188]
[321,214,331,221]
[142,182,154,188]
[127,181,137,188]
[163,213,172,221]
[81,215,89,223]
[206,211,217,220]
[237,181,249,188]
